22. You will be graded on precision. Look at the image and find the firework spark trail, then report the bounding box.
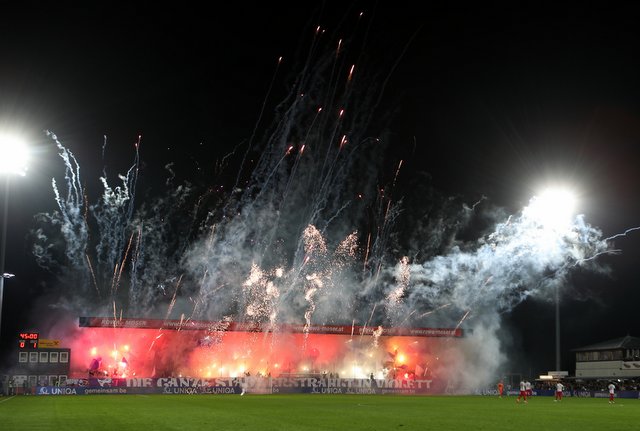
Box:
[85,254,100,298]
[109,264,118,298]
[385,256,410,325]
[454,310,471,331]
[284,106,322,193]
[128,225,143,305]
[113,231,136,296]
[94,165,138,287]
[363,232,372,273]
[604,226,640,241]
[45,132,90,283]
[164,275,183,323]
[397,310,417,328]
[317,108,345,189]
[252,145,297,204]
[232,56,284,194]
[49,131,83,210]
[112,301,118,324]
[417,303,451,318]
[299,225,328,334]
[365,303,377,330]
[362,192,403,297]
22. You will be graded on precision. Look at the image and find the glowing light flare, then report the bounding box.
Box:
[339,135,347,150]
[0,133,29,176]
[524,188,577,231]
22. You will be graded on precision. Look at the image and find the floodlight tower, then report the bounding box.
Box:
[0,132,29,346]
[529,187,577,372]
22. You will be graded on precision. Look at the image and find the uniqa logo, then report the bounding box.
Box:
[51,387,77,395]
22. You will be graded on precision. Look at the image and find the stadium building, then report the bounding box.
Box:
[573,335,640,379]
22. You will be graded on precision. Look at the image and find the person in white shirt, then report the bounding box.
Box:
[516,380,527,404]
[608,382,615,403]
[525,380,532,397]
[555,382,564,401]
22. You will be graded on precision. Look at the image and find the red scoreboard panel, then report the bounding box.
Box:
[18,332,39,349]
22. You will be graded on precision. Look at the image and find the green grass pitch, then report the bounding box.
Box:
[0,394,637,431]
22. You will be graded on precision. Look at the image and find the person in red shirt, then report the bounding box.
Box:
[497,380,504,398]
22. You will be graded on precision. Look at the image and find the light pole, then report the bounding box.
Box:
[0,177,8,346]
[0,176,9,345]
[555,283,560,372]
[0,132,29,348]
[527,187,576,374]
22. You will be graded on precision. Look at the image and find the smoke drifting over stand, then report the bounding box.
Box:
[27,17,622,391]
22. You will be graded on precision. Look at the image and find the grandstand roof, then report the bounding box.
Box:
[572,335,640,352]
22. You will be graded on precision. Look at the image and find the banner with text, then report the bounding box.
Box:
[78,316,463,337]
[35,376,435,395]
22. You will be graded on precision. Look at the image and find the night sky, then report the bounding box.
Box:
[1,2,640,380]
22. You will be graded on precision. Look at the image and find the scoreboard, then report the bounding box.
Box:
[18,332,39,349]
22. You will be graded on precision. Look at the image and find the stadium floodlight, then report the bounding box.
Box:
[0,133,29,176]
[525,187,577,231]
